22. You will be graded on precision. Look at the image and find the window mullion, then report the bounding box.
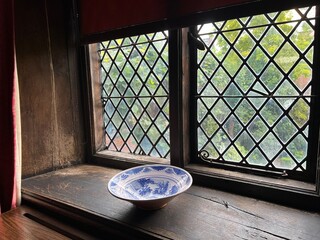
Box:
[169,29,185,167]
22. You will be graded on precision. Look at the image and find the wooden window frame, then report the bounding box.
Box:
[81,0,320,210]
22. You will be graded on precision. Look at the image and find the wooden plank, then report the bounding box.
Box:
[15,0,85,178]
[0,207,69,240]
[15,0,56,177]
[46,0,84,168]
[22,164,320,239]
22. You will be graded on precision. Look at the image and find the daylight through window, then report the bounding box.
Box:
[99,31,170,159]
[194,6,317,180]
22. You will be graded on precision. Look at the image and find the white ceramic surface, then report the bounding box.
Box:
[108,164,193,210]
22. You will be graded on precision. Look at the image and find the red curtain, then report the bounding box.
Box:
[0,0,18,213]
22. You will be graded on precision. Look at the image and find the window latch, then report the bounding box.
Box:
[188,32,205,51]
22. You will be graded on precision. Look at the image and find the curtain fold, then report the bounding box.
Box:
[0,0,20,214]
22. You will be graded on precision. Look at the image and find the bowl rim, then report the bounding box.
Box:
[107,164,193,202]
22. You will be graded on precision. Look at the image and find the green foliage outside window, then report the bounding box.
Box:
[197,6,315,171]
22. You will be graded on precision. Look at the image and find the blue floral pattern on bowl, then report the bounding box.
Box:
[108,165,193,210]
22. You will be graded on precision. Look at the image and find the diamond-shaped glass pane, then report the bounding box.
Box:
[234,31,255,59]
[212,100,231,124]
[277,22,295,36]
[201,114,219,137]
[130,49,142,70]
[117,100,129,118]
[106,122,116,139]
[289,60,312,91]
[260,99,283,126]
[147,125,161,144]
[146,74,160,95]
[287,134,307,162]
[274,43,299,73]
[234,65,255,94]
[127,134,138,152]
[130,76,143,95]
[100,31,170,159]
[156,137,170,158]
[145,46,158,67]
[260,133,282,159]
[248,14,270,27]
[119,124,130,140]
[235,100,255,125]
[248,15,269,40]
[212,68,230,93]
[125,112,136,130]
[203,97,217,110]
[131,101,143,119]
[133,125,144,142]
[202,83,219,97]
[212,129,231,154]
[224,146,242,162]
[274,116,297,143]
[224,83,241,108]
[247,47,268,75]
[273,151,297,170]
[200,52,218,78]
[223,115,242,140]
[146,100,160,120]
[260,63,283,91]
[247,148,268,166]
[154,58,168,80]
[223,50,242,77]
[222,19,242,43]
[289,99,310,128]
[235,131,255,157]
[274,80,299,109]
[108,65,120,82]
[139,112,152,130]
[248,116,268,142]
[141,136,152,154]
[105,100,115,118]
[290,22,314,53]
[115,51,126,71]
[154,112,169,132]
[210,35,229,61]
[249,26,267,40]
[260,27,284,56]
[137,61,150,79]
[275,80,299,97]
[275,9,301,24]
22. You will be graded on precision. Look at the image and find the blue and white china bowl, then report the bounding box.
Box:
[108,164,193,210]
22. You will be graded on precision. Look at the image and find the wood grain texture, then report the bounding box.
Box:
[0,207,69,240]
[22,164,320,239]
[15,0,85,178]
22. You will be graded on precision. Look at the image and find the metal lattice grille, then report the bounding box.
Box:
[195,6,317,174]
[99,31,170,158]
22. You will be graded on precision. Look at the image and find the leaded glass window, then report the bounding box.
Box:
[99,31,170,159]
[194,6,318,179]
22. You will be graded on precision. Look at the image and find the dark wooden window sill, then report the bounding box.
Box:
[186,163,316,191]
[22,164,320,239]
